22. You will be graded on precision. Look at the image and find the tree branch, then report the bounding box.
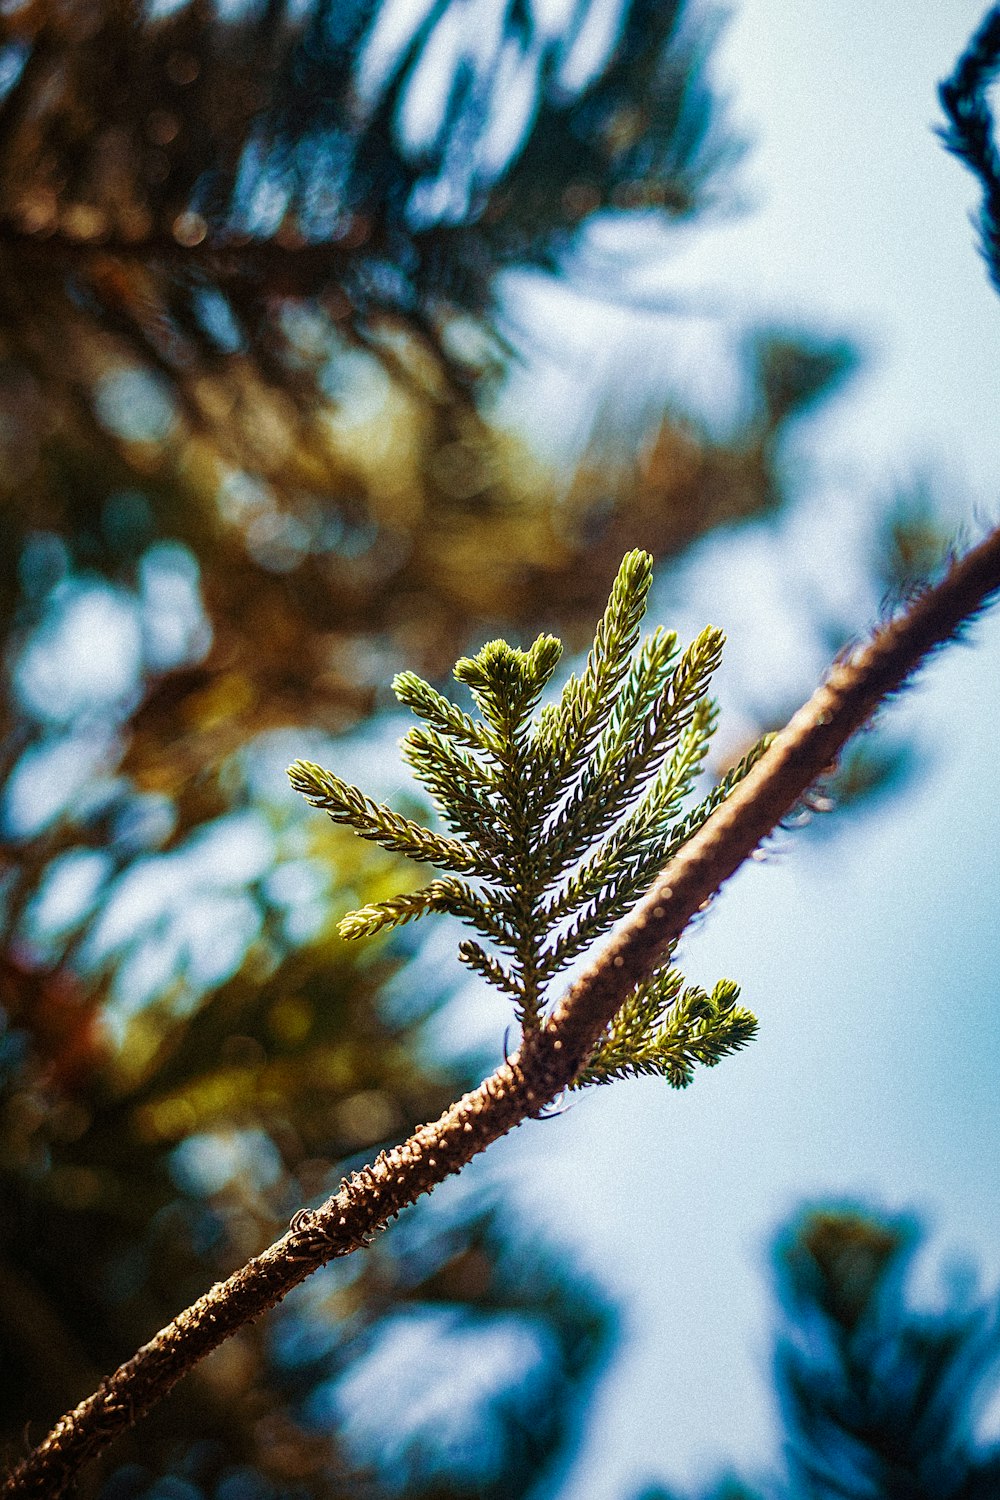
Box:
[0,218,360,292]
[5,522,1000,1499]
[939,3,1000,292]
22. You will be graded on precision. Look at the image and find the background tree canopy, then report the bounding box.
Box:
[642,1208,1000,1500]
[0,0,995,1496]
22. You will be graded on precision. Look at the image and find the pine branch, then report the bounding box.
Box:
[939,4,1000,293]
[543,524,1000,1059]
[392,671,491,751]
[535,701,737,974]
[575,976,757,1089]
[534,549,655,799]
[457,939,521,998]
[7,521,1000,1500]
[287,761,487,874]
[288,550,748,1034]
[0,220,360,288]
[536,628,723,884]
[337,879,473,941]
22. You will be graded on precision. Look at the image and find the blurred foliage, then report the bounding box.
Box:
[0,826,616,1497]
[0,0,888,1494]
[649,1207,1000,1500]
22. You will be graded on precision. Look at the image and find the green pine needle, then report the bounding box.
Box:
[573,975,759,1089]
[288,549,764,1087]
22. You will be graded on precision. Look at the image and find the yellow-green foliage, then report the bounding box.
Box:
[290,551,764,1088]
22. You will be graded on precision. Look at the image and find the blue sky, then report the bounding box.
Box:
[490,3,1000,1495]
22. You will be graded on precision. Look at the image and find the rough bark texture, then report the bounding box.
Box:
[6,524,1000,1499]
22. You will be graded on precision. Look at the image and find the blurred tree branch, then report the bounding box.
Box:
[940,3,1000,294]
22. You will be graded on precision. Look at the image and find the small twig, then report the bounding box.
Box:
[6,522,1000,1499]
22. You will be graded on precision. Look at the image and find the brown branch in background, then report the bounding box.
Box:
[5,522,1000,1500]
[0,218,360,293]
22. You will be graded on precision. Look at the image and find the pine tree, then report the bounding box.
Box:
[647,1209,1000,1500]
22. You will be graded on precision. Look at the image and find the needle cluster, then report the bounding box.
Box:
[289,550,763,1087]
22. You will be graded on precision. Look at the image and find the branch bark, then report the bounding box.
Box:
[6,523,1000,1499]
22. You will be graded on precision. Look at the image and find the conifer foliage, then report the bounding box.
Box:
[650,1208,1000,1500]
[289,549,762,1088]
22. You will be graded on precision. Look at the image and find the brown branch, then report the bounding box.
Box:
[6,524,1000,1499]
[0,217,358,290]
